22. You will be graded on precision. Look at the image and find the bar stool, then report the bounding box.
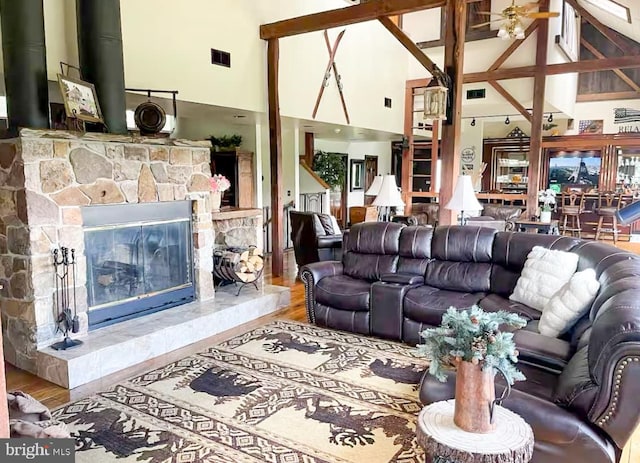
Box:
[559,191,584,238]
[595,192,622,244]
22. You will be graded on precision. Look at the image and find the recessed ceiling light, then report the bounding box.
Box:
[334,128,342,133]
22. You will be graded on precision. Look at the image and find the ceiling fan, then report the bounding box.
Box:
[474,1,560,40]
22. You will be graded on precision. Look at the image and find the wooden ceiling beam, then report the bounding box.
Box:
[488,81,532,123]
[260,0,445,40]
[565,0,636,56]
[580,37,640,92]
[464,55,640,83]
[577,90,640,102]
[489,20,539,71]
[379,16,439,75]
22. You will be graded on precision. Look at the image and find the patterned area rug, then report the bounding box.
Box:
[53,320,429,462]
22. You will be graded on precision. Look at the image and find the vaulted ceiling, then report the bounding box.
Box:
[578,0,639,43]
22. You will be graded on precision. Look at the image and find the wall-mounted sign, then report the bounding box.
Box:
[461,147,475,163]
[614,108,640,133]
[579,120,603,134]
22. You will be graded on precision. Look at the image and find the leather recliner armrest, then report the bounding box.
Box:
[300,261,343,283]
[380,273,424,285]
[317,234,342,249]
[513,329,572,373]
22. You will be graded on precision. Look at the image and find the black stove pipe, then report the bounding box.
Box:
[76,0,128,134]
[0,0,50,133]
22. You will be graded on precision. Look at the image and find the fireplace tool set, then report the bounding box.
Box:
[52,247,83,350]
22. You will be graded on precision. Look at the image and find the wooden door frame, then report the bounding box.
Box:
[364,155,378,205]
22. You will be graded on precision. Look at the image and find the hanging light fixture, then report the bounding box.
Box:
[505,116,511,125]
[470,118,476,127]
[547,113,554,123]
[423,68,451,121]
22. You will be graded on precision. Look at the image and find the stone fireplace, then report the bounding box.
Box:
[83,201,196,329]
[0,129,215,375]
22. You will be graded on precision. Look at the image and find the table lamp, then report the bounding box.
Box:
[373,175,405,221]
[365,175,383,197]
[444,175,483,225]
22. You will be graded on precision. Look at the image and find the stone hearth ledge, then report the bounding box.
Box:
[36,284,290,389]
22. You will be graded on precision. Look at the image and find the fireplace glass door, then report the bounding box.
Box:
[83,202,195,329]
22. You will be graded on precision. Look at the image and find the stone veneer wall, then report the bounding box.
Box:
[0,129,215,373]
[212,212,262,249]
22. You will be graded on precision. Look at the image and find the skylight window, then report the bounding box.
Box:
[583,0,632,23]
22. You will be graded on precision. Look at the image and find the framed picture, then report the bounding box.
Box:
[350,159,364,192]
[578,120,604,134]
[57,74,103,123]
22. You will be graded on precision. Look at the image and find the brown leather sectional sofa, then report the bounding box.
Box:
[300,222,640,463]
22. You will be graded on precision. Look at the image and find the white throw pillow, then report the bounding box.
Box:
[538,269,600,338]
[509,246,579,311]
[330,215,343,235]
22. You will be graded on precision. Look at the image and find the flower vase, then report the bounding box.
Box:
[540,210,552,223]
[454,360,496,433]
[211,191,222,212]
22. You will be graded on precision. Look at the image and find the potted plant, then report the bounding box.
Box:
[209,135,242,152]
[209,174,231,212]
[418,306,526,433]
[538,189,556,223]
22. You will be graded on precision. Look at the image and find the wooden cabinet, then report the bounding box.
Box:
[210,148,256,209]
[237,151,255,208]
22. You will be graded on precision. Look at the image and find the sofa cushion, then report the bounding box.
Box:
[342,222,402,281]
[316,275,371,311]
[539,269,600,338]
[510,246,579,311]
[490,232,582,297]
[397,226,433,275]
[482,204,523,222]
[478,293,541,321]
[404,285,485,326]
[425,261,492,292]
[431,226,497,263]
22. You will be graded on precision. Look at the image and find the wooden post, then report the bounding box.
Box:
[267,38,284,277]
[438,0,466,225]
[526,0,550,218]
[304,132,314,166]
[0,311,8,438]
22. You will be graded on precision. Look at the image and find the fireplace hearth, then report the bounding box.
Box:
[83,201,195,329]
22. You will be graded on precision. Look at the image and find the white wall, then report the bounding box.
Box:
[567,99,640,135]
[174,118,257,152]
[346,141,392,208]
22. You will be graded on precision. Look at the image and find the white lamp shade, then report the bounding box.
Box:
[373,175,405,207]
[365,175,383,196]
[444,175,483,212]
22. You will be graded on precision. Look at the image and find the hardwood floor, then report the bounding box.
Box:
[4,247,640,461]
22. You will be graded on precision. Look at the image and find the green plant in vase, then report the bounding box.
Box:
[312,151,346,190]
[418,305,526,433]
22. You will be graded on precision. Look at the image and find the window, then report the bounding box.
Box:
[583,0,632,23]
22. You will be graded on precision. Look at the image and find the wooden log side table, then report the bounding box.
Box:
[515,218,559,235]
[416,400,534,463]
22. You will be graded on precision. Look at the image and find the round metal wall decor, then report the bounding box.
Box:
[134,101,166,135]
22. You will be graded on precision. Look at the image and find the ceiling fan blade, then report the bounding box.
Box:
[525,11,560,18]
[472,20,505,28]
[478,11,503,16]
[520,2,541,11]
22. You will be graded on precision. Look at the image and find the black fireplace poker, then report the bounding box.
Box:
[52,247,83,350]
